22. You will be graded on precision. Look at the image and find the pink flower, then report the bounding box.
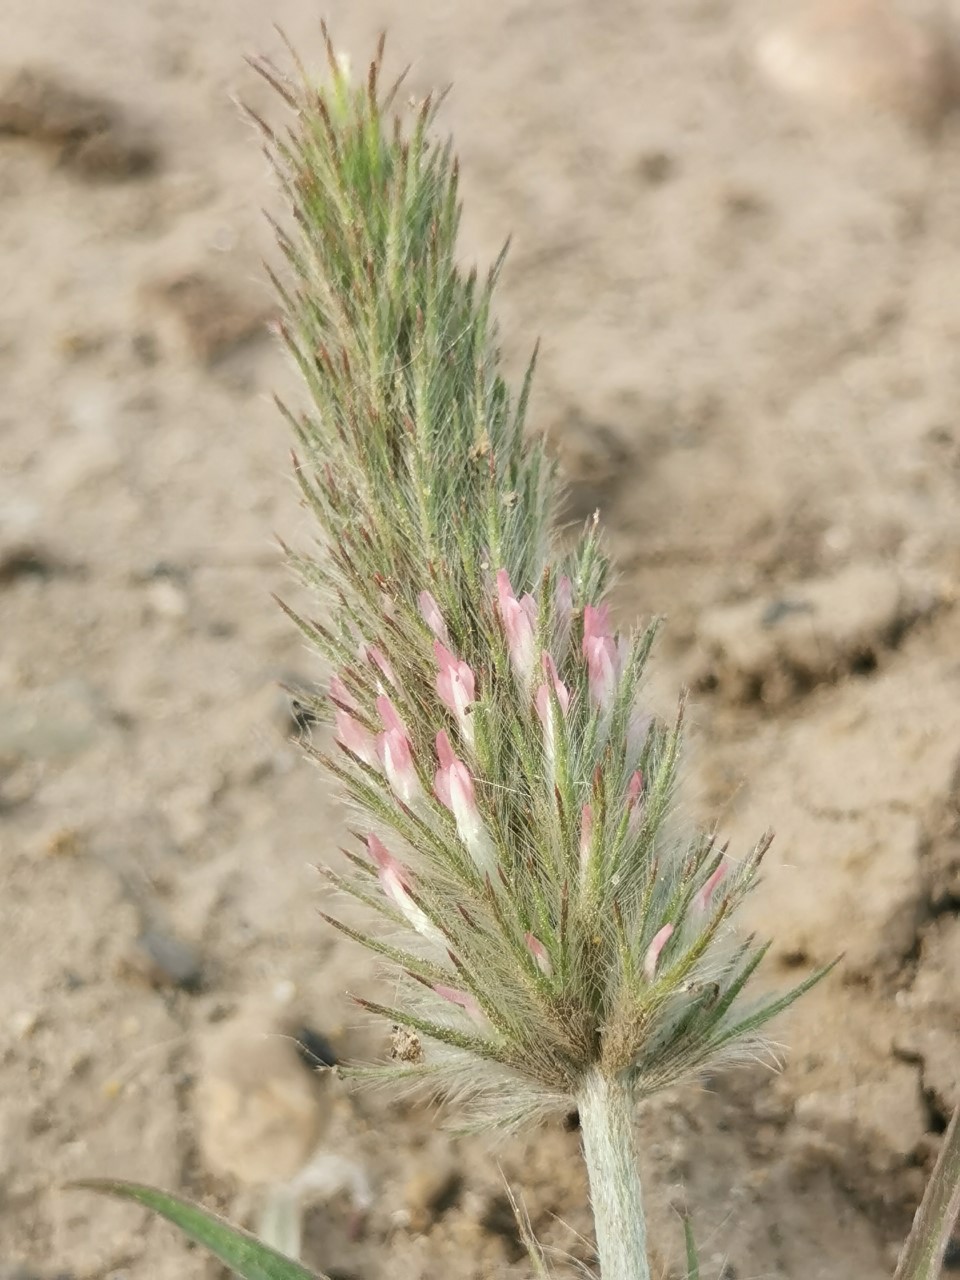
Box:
[367,834,442,944]
[534,652,571,768]
[554,574,573,655]
[579,803,594,879]
[643,923,674,981]
[376,696,423,806]
[329,674,358,713]
[696,861,728,913]
[335,709,378,768]
[418,590,450,644]
[525,933,553,976]
[582,604,620,710]
[496,569,538,684]
[434,983,484,1023]
[434,641,476,746]
[435,730,496,878]
[362,644,396,689]
[627,770,644,808]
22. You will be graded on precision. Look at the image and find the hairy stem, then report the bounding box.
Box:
[578,1068,650,1280]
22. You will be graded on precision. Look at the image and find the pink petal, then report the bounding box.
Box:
[329,675,358,712]
[643,923,674,981]
[433,731,455,808]
[583,604,611,643]
[376,699,421,805]
[696,861,728,912]
[434,642,476,744]
[335,709,378,767]
[496,569,537,682]
[542,652,570,713]
[435,729,456,769]
[367,835,442,945]
[434,983,483,1021]
[627,770,644,809]
[376,695,406,736]
[367,834,407,885]
[581,604,623,710]
[418,590,449,644]
[525,933,553,976]
[364,645,396,688]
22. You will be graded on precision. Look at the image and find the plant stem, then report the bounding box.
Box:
[894,1104,960,1280]
[578,1067,651,1280]
[257,1184,302,1261]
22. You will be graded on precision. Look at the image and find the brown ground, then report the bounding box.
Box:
[2,2,959,1278]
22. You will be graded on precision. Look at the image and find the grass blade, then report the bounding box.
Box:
[68,1180,329,1280]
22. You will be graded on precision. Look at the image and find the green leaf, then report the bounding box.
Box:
[68,1180,329,1280]
[894,1105,960,1280]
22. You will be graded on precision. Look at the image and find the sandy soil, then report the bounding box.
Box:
[2,2,959,1277]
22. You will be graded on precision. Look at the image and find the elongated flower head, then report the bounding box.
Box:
[263,40,827,1130]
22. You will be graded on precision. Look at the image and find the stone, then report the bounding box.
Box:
[754,0,956,130]
[124,925,204,993]
[195,1010,329,1186]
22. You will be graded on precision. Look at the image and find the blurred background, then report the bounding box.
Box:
[2,1,959,1277]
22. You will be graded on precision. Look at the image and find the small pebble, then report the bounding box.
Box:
[195,1010,329,1185]
[126,925,204,993]
[10,1010,39,1039]
[754,0,955,129]
[272,978,297,1006]
[144,578,189,620]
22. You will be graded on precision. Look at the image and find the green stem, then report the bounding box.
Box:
[577,1068,650,1280]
